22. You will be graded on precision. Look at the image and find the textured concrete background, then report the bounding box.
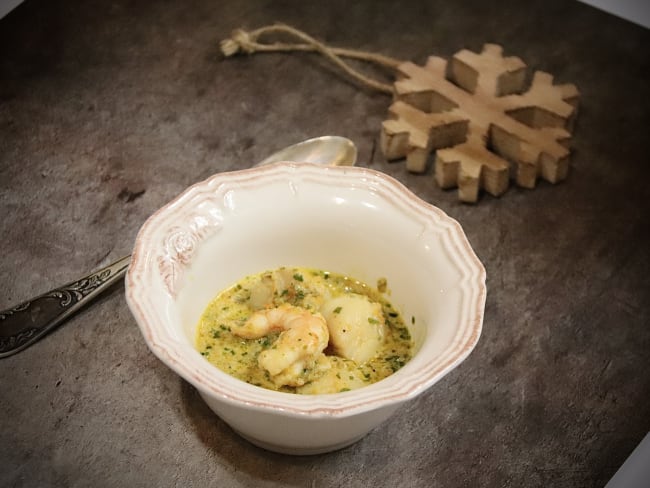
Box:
[1,1,649,487]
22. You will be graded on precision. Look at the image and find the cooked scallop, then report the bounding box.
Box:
[320,293,386,364]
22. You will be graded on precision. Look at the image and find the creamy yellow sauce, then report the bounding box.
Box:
[195,267,412,394]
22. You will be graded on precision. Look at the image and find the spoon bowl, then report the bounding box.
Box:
[257,136,357,167]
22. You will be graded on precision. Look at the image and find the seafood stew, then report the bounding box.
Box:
[195,267,413,394]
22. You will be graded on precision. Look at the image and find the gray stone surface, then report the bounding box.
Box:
[1,1,649,486]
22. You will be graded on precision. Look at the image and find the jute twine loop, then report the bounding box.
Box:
[220,23,402,94]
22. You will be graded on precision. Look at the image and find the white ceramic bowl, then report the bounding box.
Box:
[125,162,486,455]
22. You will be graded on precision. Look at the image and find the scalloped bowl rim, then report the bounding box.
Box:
[125,162,486,418]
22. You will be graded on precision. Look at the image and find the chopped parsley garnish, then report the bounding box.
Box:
[399,329,411,340]
[377,277,387,293]
[386,355,406,372]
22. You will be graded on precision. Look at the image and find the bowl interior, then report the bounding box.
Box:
[128,163,485,414]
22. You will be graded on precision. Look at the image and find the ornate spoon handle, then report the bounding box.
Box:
[0,255,131,358]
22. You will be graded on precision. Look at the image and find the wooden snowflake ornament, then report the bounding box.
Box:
[219,27,580,203]
[381,44,579,202]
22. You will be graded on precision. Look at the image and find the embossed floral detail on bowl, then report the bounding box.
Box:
[125,162,486,455]
[157,211,224,296]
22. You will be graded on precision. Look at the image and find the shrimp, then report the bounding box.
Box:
[232,303,330,387]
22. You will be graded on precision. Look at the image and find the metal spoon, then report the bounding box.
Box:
[0,136,357,358]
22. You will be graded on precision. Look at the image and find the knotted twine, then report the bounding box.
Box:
[219,23,402,95]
